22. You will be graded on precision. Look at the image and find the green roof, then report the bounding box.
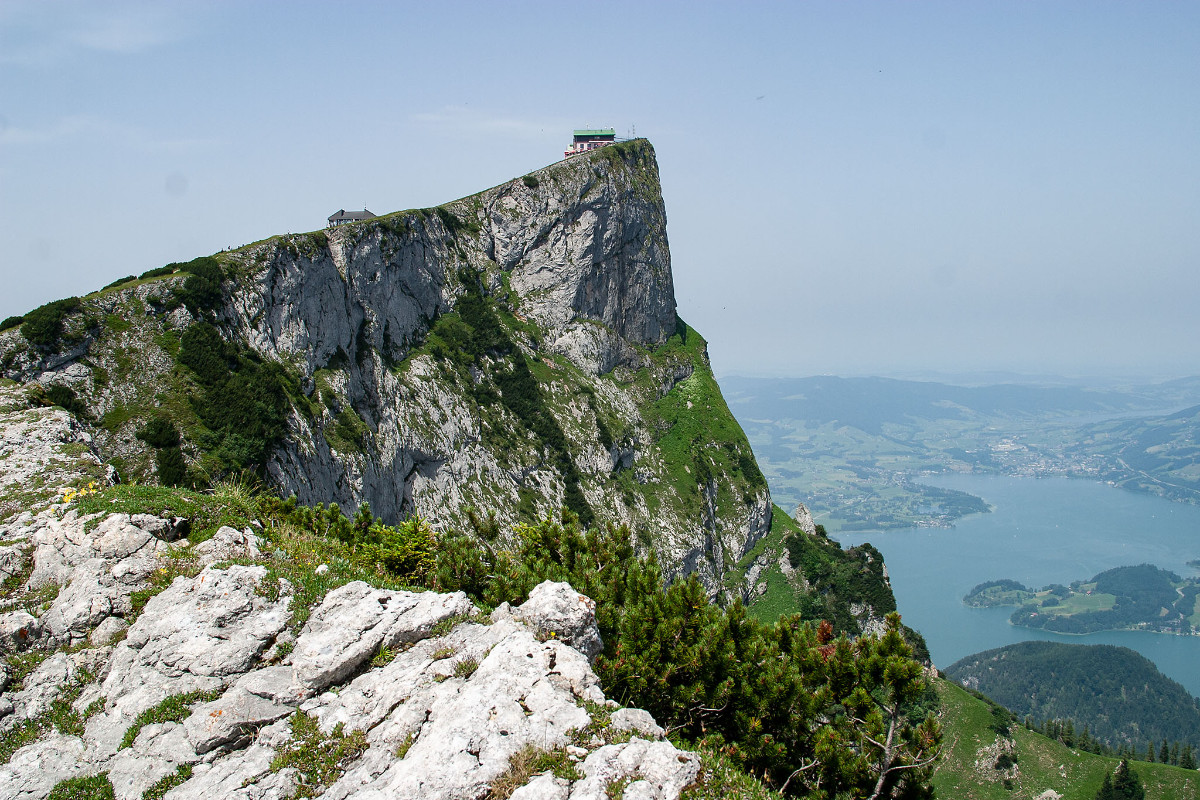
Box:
[573,128,615,137]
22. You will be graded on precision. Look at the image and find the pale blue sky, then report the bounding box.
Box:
[2,1,1197,379]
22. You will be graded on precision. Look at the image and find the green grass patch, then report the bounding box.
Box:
[270,712,367,799]
[155,330,181,358]
[47,773,114,800]
[487,745,581,799]
[0,664,102,764]
[0,719,42,765]
[141,764,192,800]
[933,680,1200,799]
[103,314,132,334]
[324,407,370,454]
[48,668,103,737]
[74,483,257,541]
[3,650,51,693]
[632,321,766,529]
[121,690,221,749]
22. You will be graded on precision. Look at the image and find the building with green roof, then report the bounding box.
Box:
[564,128,616,158]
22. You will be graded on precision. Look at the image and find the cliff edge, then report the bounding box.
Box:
[0,141,768,592]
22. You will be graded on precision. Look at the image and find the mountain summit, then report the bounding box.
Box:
[0,141,769,591]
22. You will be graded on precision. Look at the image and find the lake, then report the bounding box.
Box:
[832,473,1200,698]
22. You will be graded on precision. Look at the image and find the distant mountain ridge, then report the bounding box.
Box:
[724,374,1200,531]
[1066,404,1200,502]
[727,375,1200,436]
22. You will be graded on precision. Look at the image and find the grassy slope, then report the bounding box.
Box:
[735,504,901,638]
[934,680,1199,800]
[738,508,803,623]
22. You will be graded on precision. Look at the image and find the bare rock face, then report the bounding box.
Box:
[482,152,677,372]
[224,141,688,535]
[793,503,818,536]
[191,525,263,565]
[287,581,476,692]
[0,550,698,800]
[0,611,40,654]
[0,383,104,522]
[0,141,772,596]
[0,399,694,799]
[506,580,604,662]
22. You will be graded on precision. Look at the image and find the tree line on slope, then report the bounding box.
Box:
[947,641,1200,751]
[1026,717,1197,770]
[240,494,943,799]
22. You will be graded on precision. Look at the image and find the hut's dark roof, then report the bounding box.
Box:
[328,208,376,223]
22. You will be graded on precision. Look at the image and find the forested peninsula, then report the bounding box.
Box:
[964,564,1200,635]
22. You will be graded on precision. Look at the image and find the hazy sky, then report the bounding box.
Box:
[2,1,1197,380]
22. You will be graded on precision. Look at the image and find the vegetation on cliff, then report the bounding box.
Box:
[430,509,939,797]
[33,479,938,798]
[0,142,941,796]
[0,140,771,589]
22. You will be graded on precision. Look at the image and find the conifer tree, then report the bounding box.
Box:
[1160,739,1170,764]
[432,513,941,798]
[1179,744,1196,770]
[1169,741,1179,766]
[1146,742,1155,762]
[1093,772,1115,800]
[1113,759,1145,800]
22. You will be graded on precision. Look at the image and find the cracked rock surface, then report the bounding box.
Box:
[0,507,697,800]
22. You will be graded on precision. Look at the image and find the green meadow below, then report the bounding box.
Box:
[934,680,1199,800]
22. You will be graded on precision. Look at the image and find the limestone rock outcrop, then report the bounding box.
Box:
[0,502,698,799]
[0,141,771,594]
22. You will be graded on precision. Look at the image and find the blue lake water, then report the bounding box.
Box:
[832,474,1200,698]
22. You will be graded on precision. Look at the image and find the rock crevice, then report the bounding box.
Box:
[0,507,698,800]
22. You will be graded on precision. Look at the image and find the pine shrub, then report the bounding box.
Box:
[139,264,179,280]
[433,512,940,797]
[136,416,181,449]
[176,322,294,480]
[20,297,81,348]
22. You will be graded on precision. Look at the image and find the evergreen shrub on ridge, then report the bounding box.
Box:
[432,510,941,798]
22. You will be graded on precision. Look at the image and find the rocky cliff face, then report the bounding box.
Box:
[0,387,706,799]
[0,517,698,800]
[0,140,769,592]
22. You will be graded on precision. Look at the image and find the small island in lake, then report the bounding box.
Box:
[963,564,1200,635]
